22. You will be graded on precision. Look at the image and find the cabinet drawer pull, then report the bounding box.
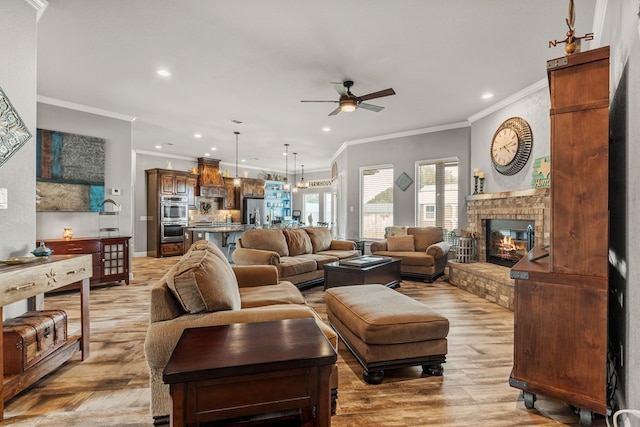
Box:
[67,247,84,252]
[66,267,87,275]
[8,282,36,292]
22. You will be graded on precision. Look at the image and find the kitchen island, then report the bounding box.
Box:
[183,223,247,258]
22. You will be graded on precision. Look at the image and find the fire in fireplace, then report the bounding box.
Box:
[486,219,535,267]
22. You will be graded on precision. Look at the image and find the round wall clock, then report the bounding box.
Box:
[490,117,533,175]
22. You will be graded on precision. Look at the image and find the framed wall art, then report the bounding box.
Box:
[0,86,33,167]
[395,171,413,191]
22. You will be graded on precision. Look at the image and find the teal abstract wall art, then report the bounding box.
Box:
[36,129,105,212]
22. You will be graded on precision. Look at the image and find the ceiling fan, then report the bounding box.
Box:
[301,80,396,116]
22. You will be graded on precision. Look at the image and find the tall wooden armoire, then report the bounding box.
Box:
[509,46,610,426]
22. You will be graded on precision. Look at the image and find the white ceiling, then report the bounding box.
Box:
[36,0,597,173]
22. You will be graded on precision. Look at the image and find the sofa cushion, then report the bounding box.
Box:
[277,256,318,277]
[166,248,241,314]
[387,235,415,251]
[371,251,435,267]
[384,226,408,238]
[240,229,289,256]
[283,228,313,256]
[316,249,361,260]
[239,282,306,308]
[408,227,444,252]
[304,227,332,253]
[297,253,339,269]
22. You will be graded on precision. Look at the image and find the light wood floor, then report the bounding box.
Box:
[0,257,607,426]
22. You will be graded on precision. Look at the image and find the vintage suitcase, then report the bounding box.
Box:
[3,309,67,376]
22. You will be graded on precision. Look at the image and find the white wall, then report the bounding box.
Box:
[337,126,471,240]
[0,0,39,319]
[470,85,551,194]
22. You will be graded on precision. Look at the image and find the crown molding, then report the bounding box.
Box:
[24,0,48,21]
[330,121,469,165]
[37,95,136,122]
[467,79,548,123]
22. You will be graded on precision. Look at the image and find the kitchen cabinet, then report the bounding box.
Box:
[509,46,610,425]
[241,178,265,198]
[222,177,239,210]
[264,180,291,221]
[38,237,130,292]
[160,172,194,196]
[147,168,194,258]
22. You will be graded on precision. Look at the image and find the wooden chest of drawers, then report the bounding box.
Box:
[38,237,130,291]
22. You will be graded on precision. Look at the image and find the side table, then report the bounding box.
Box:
[163,318,336,427]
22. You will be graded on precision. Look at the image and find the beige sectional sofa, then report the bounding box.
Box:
[232,227,360,288]
[369,226,451,282]
[144,240,339,425]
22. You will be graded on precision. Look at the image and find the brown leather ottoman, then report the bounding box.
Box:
[325,284,449,384]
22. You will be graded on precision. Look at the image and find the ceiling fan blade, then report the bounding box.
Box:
[331,82,347,95]
[328,106,342,116]
[358,88,396,102]
[300,100,339,103]
[359,103,385,112]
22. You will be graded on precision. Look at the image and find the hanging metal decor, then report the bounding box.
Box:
[0,85,32,167]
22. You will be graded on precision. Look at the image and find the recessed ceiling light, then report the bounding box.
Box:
[193,133,202,139]
[241,159,246,163]
[210,147,217,151]
[204,152,210,156]
[322,127,331,132]
[482,93,494,100]
[157,69,171,77]
[155,145,162,149]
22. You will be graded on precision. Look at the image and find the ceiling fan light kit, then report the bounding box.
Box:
[340,99,357,112]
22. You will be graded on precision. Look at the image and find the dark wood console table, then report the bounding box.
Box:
[0,255,92,420]
[163,318,336,427]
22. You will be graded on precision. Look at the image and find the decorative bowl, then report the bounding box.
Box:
[32,242,54,257]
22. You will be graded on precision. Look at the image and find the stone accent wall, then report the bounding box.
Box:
[448,188,550,311]
[448,262,515,310]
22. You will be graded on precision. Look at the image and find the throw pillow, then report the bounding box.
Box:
[304,227,332,253]
[384,226,408,238]
[240,229,289,256]
[283,228,313,256]
[408,227,444,252]
[166,249,241,314]
[387,235,415,251]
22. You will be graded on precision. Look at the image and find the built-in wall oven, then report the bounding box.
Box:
[161,222,186,243]
[160,195,188,243]
[160,195,188,222]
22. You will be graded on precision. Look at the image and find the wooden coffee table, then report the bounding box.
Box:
[324,257,401,290]
[163,318,337,427]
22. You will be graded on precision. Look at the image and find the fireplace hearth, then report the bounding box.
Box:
[485,219,534,267]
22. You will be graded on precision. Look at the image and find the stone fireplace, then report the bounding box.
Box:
[448,188,550,310]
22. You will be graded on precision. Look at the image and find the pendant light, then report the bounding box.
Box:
[283,143,290,190]
[298,164,308,189]
[292,152,298,193]
[233,132,241,187]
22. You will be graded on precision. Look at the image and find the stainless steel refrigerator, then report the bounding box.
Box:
[243,197,266,225]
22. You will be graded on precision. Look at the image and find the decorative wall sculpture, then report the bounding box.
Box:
[0,86,32,168]
[36,129,105,212]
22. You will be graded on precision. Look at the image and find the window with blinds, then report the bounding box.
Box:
[416,160,458,233]
[361,166,393,239]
